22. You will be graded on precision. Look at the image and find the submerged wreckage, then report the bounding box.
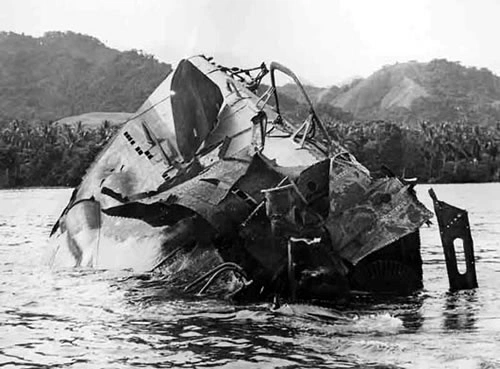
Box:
[48,55,436,302]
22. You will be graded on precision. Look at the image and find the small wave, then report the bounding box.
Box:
[274,303,403,336]
[347,313,403,335]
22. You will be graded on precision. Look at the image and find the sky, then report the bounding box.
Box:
[1,0,499,86]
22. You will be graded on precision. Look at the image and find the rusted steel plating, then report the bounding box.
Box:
[429,188,478,290]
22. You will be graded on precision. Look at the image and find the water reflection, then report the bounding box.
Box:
[396,294,425,332]
[442,289,479,332]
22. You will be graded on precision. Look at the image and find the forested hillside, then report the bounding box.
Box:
[4,31,500,126]
[321,59,500,125]
[0,31,171,123]
[279,59,500,125]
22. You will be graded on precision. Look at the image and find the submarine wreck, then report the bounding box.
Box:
[47,55,434,302]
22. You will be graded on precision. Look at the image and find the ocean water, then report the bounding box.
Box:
[0,184,499,368]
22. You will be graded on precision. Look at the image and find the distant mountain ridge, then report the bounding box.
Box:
[0,31,171,122]
[280,59,500,125]
[2,31,500,126]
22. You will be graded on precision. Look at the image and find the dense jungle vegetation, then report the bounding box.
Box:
[329,120,500,183]
[1,118,498,188]
[0,120,118,187]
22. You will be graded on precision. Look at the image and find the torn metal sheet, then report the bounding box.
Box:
[328,154,371,216]
[327,175,433,265]
[429,188,478,291]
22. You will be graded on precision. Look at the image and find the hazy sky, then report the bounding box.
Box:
[1,0,499,86]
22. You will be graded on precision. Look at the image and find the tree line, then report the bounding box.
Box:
[329,120,500,183]
[1,119,499,189]
[0,120,117,187]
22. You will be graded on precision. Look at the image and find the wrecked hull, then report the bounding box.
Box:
[47,56,432,302]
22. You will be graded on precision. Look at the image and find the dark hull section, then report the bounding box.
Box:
[429,189,478,291]
[349,230,423,294]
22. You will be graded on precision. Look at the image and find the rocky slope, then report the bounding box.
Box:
[314,60,500,125]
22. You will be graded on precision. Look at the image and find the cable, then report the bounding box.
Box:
[183,262,248,294]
